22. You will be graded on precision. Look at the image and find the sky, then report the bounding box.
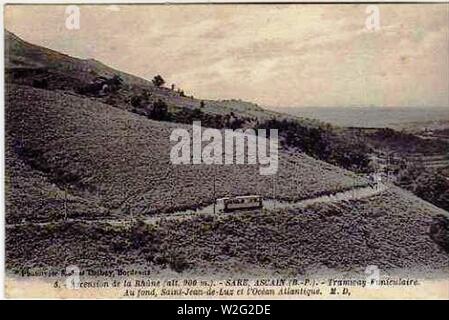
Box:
[4,4,449,108]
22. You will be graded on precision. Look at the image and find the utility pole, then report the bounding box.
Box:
[295,163,300,194]
[273,173,277,210]
[213,166,216,215]
[385,151,391,183]
[63,187,68,220]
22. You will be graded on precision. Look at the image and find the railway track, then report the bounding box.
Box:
[6,183,388,228]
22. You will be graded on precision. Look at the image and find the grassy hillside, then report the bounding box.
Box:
[5,31,449,274]
[6,188,448,273]
[5,84,366,224]
[5,30,376,174]
[5,30,275,119]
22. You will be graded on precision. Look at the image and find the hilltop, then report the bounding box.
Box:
[5,30,273,119]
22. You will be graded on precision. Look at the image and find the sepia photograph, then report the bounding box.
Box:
[2,2,449,300]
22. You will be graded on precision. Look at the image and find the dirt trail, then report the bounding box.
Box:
[293,183,387,207]
[6,183,388,228]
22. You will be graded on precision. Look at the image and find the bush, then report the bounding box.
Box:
[106,75,123,93]
[430,214,449,253]
[32,78,48,89]
[111,237,130,253]
[129,219,150,249]
[150,99,171,121]
[168,255,190,273]
[256,119,371,173]
[76,75,122,96]
[130,95,142,108]
[397,165,449,212]
[152,75,165,87]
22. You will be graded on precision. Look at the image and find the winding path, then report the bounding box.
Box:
[6,183,388,228]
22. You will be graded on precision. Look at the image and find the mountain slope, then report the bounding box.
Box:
[5,84,366,223]
[5,31,449,274]
[5,30,278,119]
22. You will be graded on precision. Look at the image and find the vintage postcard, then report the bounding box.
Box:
[3,2,449,300]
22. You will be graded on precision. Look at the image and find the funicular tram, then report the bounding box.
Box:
[216,195,263,213]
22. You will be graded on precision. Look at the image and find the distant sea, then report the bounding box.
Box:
[276,106,449,129]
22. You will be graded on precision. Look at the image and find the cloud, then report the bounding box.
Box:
[4,4,448,107]
[105,5,121,12]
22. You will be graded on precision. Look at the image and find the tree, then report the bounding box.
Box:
[152,75,165,87]
[191,108,204,121]
[104,75,123,93]
[130,95,142,108]
[177,89,185,97]
[150,99,170,121]
[131,90,151,109]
